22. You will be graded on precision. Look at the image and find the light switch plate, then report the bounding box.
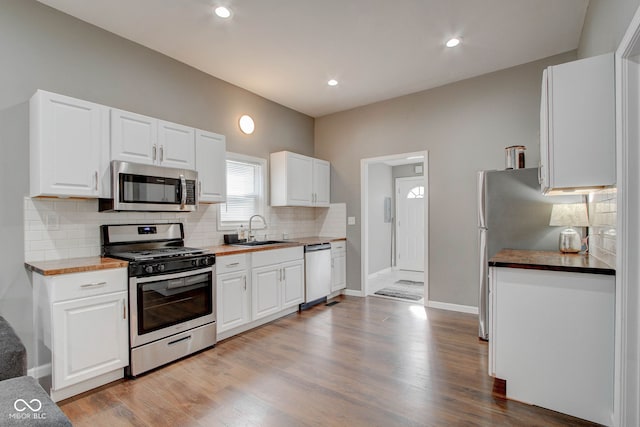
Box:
[347,216,356,225]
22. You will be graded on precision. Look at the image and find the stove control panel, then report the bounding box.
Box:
[130,254,215,277]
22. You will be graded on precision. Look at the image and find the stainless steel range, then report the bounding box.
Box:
[101,223,216,377]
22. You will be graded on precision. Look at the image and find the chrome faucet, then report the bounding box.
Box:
[248,214,267,242]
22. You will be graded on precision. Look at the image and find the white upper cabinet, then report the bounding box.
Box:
[111,109,195,170]
[30,90,109,198]
[539,53,615,194]
[195,129,226,203]
[270,151,330,207]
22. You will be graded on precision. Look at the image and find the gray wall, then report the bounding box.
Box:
[315,51,576,306]
[0,0,313,366]
[367,163,392,275]
[578,0,640,59]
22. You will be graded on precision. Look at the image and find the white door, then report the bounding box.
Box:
[252,265,281,320]
[33,91,105,197]
[312,159,331,206]
[281,260,304,308]
[196,130,226,203]
[111,108,157,165]
[396,177,425,271]
[158,120,195,169]
[52,291,128,390]
[286,152,313,206]
[216,271,248,333]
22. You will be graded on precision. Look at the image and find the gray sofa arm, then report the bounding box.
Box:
[0,317,27,381]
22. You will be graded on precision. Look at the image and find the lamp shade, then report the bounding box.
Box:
[549,203,589,227]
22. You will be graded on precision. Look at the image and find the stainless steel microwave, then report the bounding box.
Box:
[99,160,198,212]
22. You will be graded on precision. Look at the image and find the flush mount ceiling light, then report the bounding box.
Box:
[214,6,231,18]
[239,115,255,134]
[327,79,339,87]
[446,37,461,48]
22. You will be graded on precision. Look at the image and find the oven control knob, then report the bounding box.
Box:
[192,259,198,266]
[200,258,209,266]
[157,264,165,272]
[144,265,154,274]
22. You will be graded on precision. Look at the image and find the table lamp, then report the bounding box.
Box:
[549,203,589,253]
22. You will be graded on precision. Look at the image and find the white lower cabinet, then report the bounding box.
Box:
[489,266,614,426]
[251,248,304,321]
[216,248,303,340]
[330,241,346,292]
[32,267,128,401]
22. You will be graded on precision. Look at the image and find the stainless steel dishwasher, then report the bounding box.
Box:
[302,243,332,308]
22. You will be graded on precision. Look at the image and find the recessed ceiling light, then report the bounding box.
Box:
[446,37,461,48]
[214,6,231,18]
[327,79,338,87]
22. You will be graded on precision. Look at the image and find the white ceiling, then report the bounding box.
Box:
[36,0,589,117]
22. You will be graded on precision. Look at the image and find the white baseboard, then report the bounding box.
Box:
[343,289,364,297]
[27,363,51,379]
[427,300,478,314]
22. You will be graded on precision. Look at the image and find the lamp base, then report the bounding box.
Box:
[558,227,582,253]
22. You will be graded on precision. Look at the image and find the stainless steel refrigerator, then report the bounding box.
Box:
[477,168,579,340]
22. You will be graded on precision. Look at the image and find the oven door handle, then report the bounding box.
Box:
[134,266,213,284]
[180,174,186,208]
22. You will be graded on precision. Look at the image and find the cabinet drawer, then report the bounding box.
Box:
[251,247,303,268]
[216,253,248,274]
[48,268,127,302]
[331,241,346,252]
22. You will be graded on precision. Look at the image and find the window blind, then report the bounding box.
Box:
[220,159,262,222]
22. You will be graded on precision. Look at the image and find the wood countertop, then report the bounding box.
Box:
[24,236,347,275]
[489,249,615,276]
[25,257,128,276]
[208,236,346,256]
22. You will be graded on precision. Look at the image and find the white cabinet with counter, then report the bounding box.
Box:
[330,241,346,292]
[111,108,195,170]
[270,151,330,207]
[32,267,129,402]
[489,266,614,426]
[216,253,250,333]
[539,53,615,194]
[30,90,110,198]
[251,247,304,321]
[195,129,226,203]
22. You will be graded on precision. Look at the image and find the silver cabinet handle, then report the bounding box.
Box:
[243,275,247,291]
[282,268,286,281]
[80,281,107,289]
[226,262,240,267]
[279,268,282,281]
[94,170,98,191]
[152,144,157,161]
[122,298,127,320]
[160,145,164,162]
[180,174,186,208]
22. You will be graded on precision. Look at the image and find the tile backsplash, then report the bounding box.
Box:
[24,198,347,262]
[588,188,617,269]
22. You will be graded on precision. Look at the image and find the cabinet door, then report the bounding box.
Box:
[158,120,195,169]
[539,70,550,192]
[30,91,105,197]
[286,152,313,206]
[252,265,281,320]
[312,159,331,206]
[216,271,249,333]
[52,291,128,390]
[111,108,157,165]
[196,130,226,203]
[281,260,304,308]
[331,254,346,292]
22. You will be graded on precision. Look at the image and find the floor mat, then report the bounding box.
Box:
[395,280,424,286]
[374,288,422,301]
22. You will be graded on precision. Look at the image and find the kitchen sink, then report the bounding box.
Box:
[231,240,288,247]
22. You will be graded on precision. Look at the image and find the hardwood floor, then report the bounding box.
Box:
[59,296,598,426]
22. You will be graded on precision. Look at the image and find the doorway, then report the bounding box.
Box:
[360,151,429,304]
